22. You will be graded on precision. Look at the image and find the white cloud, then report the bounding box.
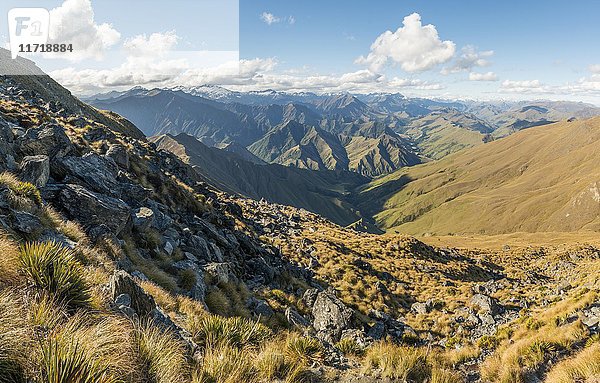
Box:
[288,16,296,25]
[499,79,548,94]
[589,64,600,74]
[49,0,120,61]
[469,72,498,81]
[356,13,455,72]
[123,31,179,57]
[442,45,494,74]
[260,12,280,25]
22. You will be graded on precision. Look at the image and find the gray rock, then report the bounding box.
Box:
[19,155,49,187]
[247,297,274,318]
[132,207,154,231]
[285,307,309,327]
[164,241,174,256]
[471,294,502,316]
[54,153,119,195]
[105,144,129,169]
[18,123,73,159]
[204,262,232,285]
[12,210,43,234]
[303,288,319,308]
[57,184,130,235]
[312,289,354,343]
[115,293,132,307]
[109,270,156,316]
[131,271,149,282]
[367,321,386,340]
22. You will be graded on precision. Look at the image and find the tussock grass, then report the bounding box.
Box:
[193,345,255,383]
[0,236,22,286]
[545,342,600,383]
[0,172,41,206]
[189,315,271,350]
[19,242,91,309]
[0,291,30,383]
[362,342,430,381]
[135,321,188,383]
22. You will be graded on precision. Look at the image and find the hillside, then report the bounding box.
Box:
[1,51,600,383]
[358,116,600,235]
[152,133,365,225]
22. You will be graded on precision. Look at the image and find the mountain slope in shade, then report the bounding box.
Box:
[358,117,600,235]
[90,90,263,146]
[153,133,366,225]
[248,120,350,171]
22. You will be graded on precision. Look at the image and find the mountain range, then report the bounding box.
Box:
[87,86,600,179]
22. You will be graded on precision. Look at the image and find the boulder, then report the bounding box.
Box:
[18,123,73,159]
[131,207,154,231]
[57,184,130,235]
[285,306,309,328]
[54,153,119,195]
[19,155,49,187]
[312,289,354,343]
[411,300,435,315]
[109,270,156,316]
[247,297,274,318]
[303,288,319,308]
[204,262,232,285]
[12,210,43,234]
[105,144,130,169]
[471,294,502,316]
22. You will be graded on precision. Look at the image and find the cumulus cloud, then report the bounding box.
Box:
[49,0,120,61]
[442,45,493,74]
[469,72,498,81]
[260,12,280,25]
[123,31,179,57]
[356,13,455,72]
[589,64,600,74]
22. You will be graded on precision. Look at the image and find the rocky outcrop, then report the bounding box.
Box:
[311,289,354,343]
[19,155,49,187]
[56,184,130,234]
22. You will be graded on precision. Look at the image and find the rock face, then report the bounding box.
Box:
[18,123,73,159]
[19,155,50,187]
[57,184,130,234]
[106,144,130,169]
[312,289,354,343]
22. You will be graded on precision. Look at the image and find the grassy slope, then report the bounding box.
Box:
[358,116,600,235]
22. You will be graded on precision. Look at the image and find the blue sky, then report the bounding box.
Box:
[2,0,599,103]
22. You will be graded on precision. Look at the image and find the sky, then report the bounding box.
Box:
[1,0,600,103]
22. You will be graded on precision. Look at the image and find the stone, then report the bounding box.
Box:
[18,123,73,159]
[312,289,354,343]
[57,184,130,235]
[367,321,386,340]
[303,288,319,308]
[109,270,156,316]
[204,262,232,285]
[411,300,434,315]
[471,294,502,316]
[12,210,43,234]
[105,144,130,169]
[285,307,309,327]
[132,207,154,231]
[54,153,119,195]
[164,241,174,256]
[115,293,132,307]
[19,155,49,187]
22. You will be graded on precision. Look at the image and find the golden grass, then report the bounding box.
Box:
[545,342,600,383]
[362,342,430,381]
[135,321,189,383]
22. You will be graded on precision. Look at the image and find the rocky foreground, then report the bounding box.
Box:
[0,58,599,383]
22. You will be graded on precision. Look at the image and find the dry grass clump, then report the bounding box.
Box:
[480,294,594,383]
[19,242,91,310]
[193,345,255,383]
[544,342,600,383]
[362,342,431,381]
[135,321,189,383]
[0,291,30,383]
[0,172,41,206]
[188,314,272,350]
[37,313,136,383]
[0,236,22,286]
